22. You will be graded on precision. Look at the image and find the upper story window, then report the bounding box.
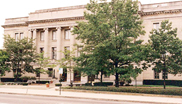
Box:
[153,23,159,31]
[65,30,70,40]
[15,33,19,41]
[64,46,70,59]
[52,30,57,40]
[52,47,57,60]
[77,47,83,57]
[40,31,44,41]
[154,70,159,79]
[20,33,24,40]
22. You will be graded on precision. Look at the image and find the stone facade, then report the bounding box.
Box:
[2,1,182,85]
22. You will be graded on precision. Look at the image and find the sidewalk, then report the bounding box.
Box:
[0,85,182,104]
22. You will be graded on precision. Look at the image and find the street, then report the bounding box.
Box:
[0,94,150,104]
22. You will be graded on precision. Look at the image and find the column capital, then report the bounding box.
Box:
[44,28,48,31]
[31,29,37,31]
[69,26,74,30]
[56,27,62,30]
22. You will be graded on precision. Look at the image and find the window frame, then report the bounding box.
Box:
[40,31,44,41]
[65,29,70,40]
[20,33,24,40]
[15,33,19,41]
[154,70,159,79]
[52,47,57,60]
[64,46,70,59]
[153,22,160,31]
[77,47,83,57]
[40,47,44,53]
[52,30,57,41]
[162,71,168,79]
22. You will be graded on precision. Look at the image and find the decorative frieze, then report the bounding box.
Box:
[27,16,85,24]
[141,9,182,16]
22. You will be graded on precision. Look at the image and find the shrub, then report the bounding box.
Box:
[36,81,49,84]
[20,76,29,82]
[1,78,15,82]
[64,86,182,96]
[143,80,182,87]
[29,77,36,80]
[55,83,62,86]
[84,83,92,86]
[93,82,113,86]
[22,83,28,86]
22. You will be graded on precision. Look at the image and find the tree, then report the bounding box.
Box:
[58,48,76,86]
[35,53,49,83]
[74,46,109,84]
[149,20,182,89]
[73,0,146,87]
[4,35,37,82]
[0,50,10,82]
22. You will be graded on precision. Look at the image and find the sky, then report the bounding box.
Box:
[0,0,179,49]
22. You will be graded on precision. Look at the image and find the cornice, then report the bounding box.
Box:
[2,9,182,28]
[26,16,85,24]
[30,5,86,14]
[2,16,85,28]
[141,9,182,16]
[1,23,28,28]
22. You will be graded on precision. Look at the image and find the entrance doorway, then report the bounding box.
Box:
[74,70,81,82]
[61,68,67,82]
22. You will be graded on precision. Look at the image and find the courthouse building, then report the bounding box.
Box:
[2,1,182,85]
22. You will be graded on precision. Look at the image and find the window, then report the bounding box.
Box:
[20,33,24,40]
[153,23,159,31]
[40,47,44,53]
[65,30,70,39]
[52,47,57,59]
[52,30,57,40]
[154,70,159,79]
[15,33,19,41]
[162,72,168,79]
[40,31,44,41]
[64,46,70,59]
[31,31,33,39]
[77,47,83,57]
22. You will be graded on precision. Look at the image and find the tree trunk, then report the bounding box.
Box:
[91,80,92,86]
[163,58,166,89]
[135,79,137,88]
[115,63,119,87]
[39,75,40,85]
[115,72,119,87]
[100,69,103,84]
[163,71,166,89]
[16,69,18,82]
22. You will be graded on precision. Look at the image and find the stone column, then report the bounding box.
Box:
[70,26,75,52]
[56,27,62,60]
[28,29,32,39]
[67,69,74,83]
[44,28,49,58]
[33,29,37,51]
